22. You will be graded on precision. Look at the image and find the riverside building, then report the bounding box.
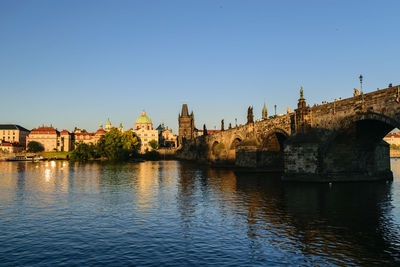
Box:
[133,110,159,152]
[26,125,106,152]
[0,124,30,147]
[0,140,24,153]
[156,123,178,148]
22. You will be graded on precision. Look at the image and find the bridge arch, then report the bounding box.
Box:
[211,141,227,159]
[229,135,244,150]
[333,112,400,132]
[211,141,219,155]
[259,128,289,151]
[256,128,290,170]
[322,112,399,177]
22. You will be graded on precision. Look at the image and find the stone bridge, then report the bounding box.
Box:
[179,84,400,182]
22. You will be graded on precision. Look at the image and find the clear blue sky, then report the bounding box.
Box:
[1,0,399,133]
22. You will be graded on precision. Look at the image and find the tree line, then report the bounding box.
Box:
[27,127,159,162]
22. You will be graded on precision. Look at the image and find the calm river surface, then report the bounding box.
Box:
[0,160,400,266]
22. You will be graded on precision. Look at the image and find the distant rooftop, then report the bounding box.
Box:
[30,126,59,135]
[0,124,29,132]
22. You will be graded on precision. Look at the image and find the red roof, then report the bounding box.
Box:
[95,128,106,135]
[0,141,21,147]
[30,126,59,135]
[1,142,12,147]
[386,133,400,138]
[60,130,70,135]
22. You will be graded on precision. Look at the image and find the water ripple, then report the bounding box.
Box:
[0,160,399,265]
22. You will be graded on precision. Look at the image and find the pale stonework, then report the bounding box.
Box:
[0,125,30,148]
[133,110,159,152]
[26,126,105,152]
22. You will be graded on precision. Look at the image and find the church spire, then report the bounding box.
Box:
[181,104,189,117]
[262,101,268,119]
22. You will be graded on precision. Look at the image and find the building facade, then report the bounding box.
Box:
[156,123,177,148]
[0,140,24,153]
[26,125,106,152]
[0,124,30,147]
[133,110,159,152]
[27,126,60,152]
[73,128,105,146]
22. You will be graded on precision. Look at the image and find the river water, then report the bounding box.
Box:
[0,160,399,266]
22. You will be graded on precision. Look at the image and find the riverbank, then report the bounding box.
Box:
[0,149,179,162]
[0,151,71,161]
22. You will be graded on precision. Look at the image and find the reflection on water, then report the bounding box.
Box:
[0,160,399,265]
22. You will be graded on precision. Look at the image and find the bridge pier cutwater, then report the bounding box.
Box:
[177,85,400,182]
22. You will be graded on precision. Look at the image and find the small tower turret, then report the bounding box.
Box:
[295,86,311,133]
[105,118,112,131]
[262,101,268,119]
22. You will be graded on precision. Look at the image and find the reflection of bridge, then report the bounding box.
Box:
[179,85,400,182]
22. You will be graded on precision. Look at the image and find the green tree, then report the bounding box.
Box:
[27,141,44,152]
[121,129,139,151]
[69,128,140,162]
[69,142,96,162]
[148,139,158,150]
[96,127,140,161]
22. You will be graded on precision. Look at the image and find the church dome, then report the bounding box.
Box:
[135,110,152,124]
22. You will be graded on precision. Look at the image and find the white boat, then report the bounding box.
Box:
[6,155,44,162]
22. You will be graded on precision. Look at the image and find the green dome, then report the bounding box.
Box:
[106,118,111,125]
[135,110,152,124]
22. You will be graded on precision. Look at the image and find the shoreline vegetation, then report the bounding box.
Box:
[0,127,166,162]
[68,127,161,162]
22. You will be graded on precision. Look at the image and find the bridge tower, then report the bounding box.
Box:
[178,104,195,145]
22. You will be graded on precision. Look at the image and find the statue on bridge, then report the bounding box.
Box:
[221,119,224,131]
[353,88,360,97]
[247,106,254,124]
[203,124,207,136]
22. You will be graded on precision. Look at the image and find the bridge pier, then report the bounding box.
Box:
[235,147,283,171]
[283,140,393,182]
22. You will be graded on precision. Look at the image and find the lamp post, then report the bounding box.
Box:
[359,74,363,94]
[274,105,277,116]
